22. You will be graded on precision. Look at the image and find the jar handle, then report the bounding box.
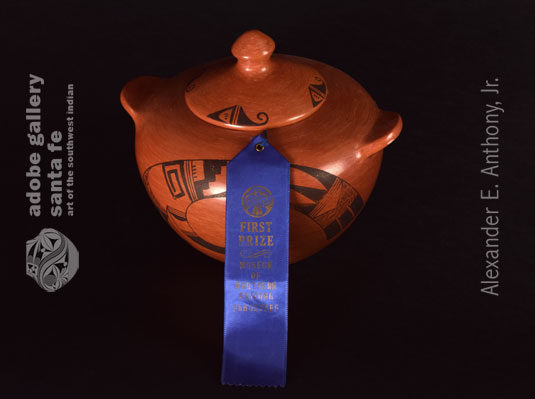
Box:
[120,76,162,122]
[358,110,402,160]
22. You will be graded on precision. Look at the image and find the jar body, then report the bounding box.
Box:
[137,137,383,263]
[125,57,397,263]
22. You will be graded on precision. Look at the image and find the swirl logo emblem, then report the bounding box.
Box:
[241,186,274,218]
[26,228,79,292]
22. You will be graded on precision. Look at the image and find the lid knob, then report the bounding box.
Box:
[231,30,275,75]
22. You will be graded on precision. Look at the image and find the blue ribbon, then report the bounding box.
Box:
[222,132,290,387]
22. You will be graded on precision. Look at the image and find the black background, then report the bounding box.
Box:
[5,1,535,397]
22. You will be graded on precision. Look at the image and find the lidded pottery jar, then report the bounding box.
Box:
[120,30,402,264]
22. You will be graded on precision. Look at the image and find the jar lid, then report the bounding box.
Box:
[185,30,328,131]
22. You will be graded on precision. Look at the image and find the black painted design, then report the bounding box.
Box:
[142,167,168,221]
[161,159,227,201]
[143,160,228,254]
[186,233,225,254]
[167,205,186,221]
[290,185,327,202]
[290,165,364,240]
[292,164,336,189]
[142,159,363,253]
[207,105,269,126]
[308,77,327,108]
[164,166,185,199]
[185,78,196,93]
